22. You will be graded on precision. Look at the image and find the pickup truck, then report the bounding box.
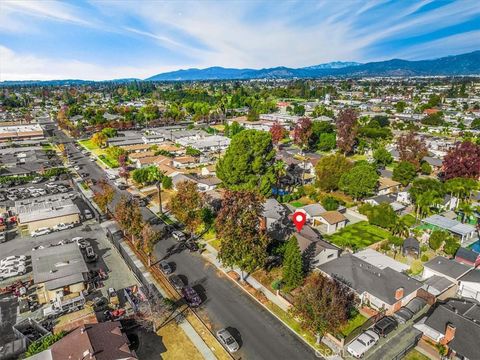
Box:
[53,223,74,231]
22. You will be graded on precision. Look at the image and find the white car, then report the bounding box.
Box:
[1,255,27,265]
[31,177,43,184]
[90,157,96,162]
[0,260,26,270]
[73,166,80,171]
[0,266,27,280]
[31,227,52,237]
[84,209,93,219]
[347,330,379,358]
[53,223,74,231]
[32,245,45,251]
[46,183,57,189]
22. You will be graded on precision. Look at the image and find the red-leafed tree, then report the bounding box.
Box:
[290,273,356,339]
[270,122,286,145]
[443,141,480,180]
[293,117,313,149]
[396,131,428,170]
[335,109,358,154]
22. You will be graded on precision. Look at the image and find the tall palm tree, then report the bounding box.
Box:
[416,190,443,221]
[458,202,474,224]
[392,217,409,238]
[147,166,166,214]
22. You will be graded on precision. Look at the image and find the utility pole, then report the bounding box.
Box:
[157,180,163,214]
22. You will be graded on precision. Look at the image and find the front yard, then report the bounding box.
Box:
[78,139,119,168]
[326,221,394,250]
[338,312,368,337]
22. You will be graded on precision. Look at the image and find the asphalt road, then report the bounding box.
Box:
[53,129,317,360]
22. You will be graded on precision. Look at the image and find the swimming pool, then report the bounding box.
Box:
[468,241,480,253]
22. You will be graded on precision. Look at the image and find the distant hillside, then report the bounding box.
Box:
[146,51,480,81]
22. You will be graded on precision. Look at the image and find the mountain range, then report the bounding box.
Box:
[1,51,479,85]
[146,51,480,81]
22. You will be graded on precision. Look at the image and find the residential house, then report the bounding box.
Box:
[455,247,480,268]
[300,204,327,226]
[353,248,409,273]
[458,269,480,301]
[260,198,291,240]
[422,275,456,300]
[31,243,88,304]
[422,215,477,245]
[365,194,406,213]
[319,253,423,314]
[294,226,340,267]
[317,211,348,234]
[422,256,472,285]
[29,321,137,360]
[377,177,401,195]
[171,155,197,168]
[414,298,480,360]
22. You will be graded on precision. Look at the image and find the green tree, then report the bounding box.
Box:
[444,236,460,256]
[317,133,336,151]
[186,146,201,157]
[409,178,445,204]
[429,230,448,251]
[339,165,379,200]
[321,196,339,211]
[416,190,443,220]
[282,237,304,291]
[101,127,117,138]
[373,147,393,167]
[216,190,269,278]
[395,101,406,113]
[420,161,432,175]
[216,130,276,195]
[315,154,353,191]
[392,161,417,186]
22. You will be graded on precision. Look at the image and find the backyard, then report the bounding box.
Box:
[326,221,394,250]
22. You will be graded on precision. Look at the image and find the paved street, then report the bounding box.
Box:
[53,129,317,360]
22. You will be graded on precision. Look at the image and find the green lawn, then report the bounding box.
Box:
[78,139,119,168]
[289,201,304,208]
[403,349,430,360]
[339,313,367,337]
[326,222,394,250]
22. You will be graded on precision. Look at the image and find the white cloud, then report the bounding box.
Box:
[0,45,181,81]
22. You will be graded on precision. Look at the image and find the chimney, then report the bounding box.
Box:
[441,323,456,345]
[395,287,404,300]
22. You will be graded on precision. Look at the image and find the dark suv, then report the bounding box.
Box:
[373,316,398,337]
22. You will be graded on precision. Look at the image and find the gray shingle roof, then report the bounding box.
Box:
[455,247,479,264]
[319,253,423,305]
[424,256,472,280]
[424,299,480,360]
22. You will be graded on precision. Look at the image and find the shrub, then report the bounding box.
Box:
[421,254,429,262]
[271,279,282,290]
[322,196,340,211]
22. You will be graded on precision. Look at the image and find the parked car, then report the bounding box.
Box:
[31,177,43,184]
[1,255,27,264]
[159,260,173,275]
[53,223,75,231]
[169,274,185,290]
[0,231,6,243]
[373,316,398,337]
[172,231,186,242]
[32,245,46,251]
[0,266,27,280]
[182,286,201,307]
[0,260,26,270]
[347,330,379,358]
[31,227,52,237]
[216,328,240,353]
[186,240,199,252]
[84,246,98,262]
[84,209,93,219]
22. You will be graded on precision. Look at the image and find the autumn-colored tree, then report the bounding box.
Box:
[396,131,428,169]
[169,181,204,235]
[93,180,115,213]
[215,190,269,277]
[335,108,358,154]
[315,154,353,191]
[443,141,480,180]
[270,122,286,145]
[115,197,143,243]
[141,223,162,265]
[91,132,108,148]
[293,117,313,149]
[291,273,355,339]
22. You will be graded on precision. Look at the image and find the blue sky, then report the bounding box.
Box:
[1,0,479,80]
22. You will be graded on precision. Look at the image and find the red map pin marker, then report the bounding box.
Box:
[293,210,307,232]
